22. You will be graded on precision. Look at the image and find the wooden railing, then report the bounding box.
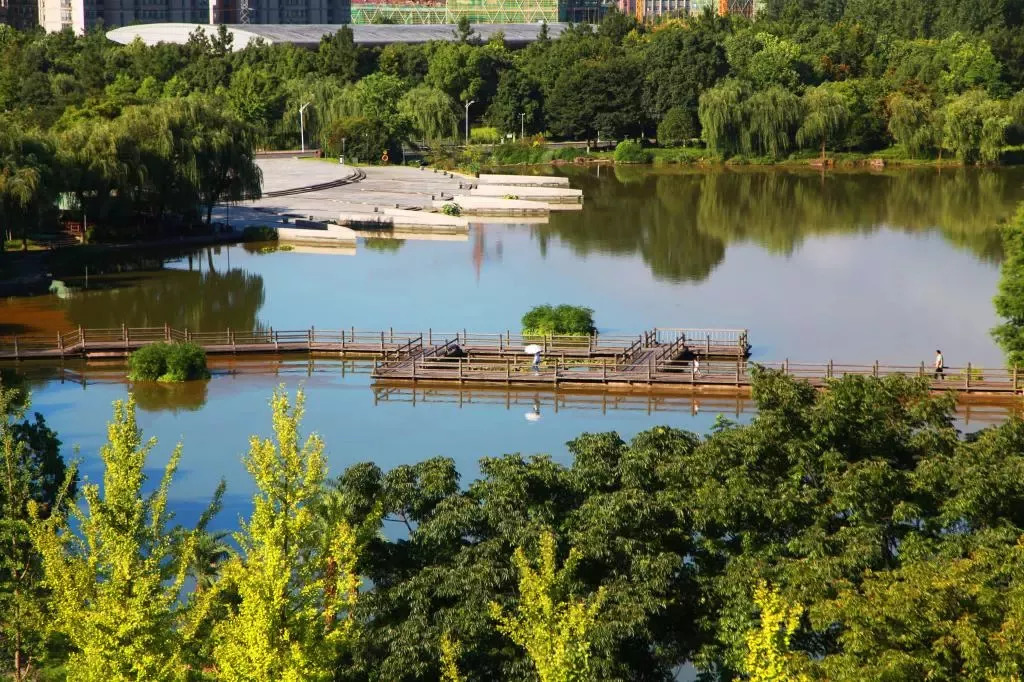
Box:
[373,354,1024,395]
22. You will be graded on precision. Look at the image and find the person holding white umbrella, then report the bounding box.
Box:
[524,343,543,371]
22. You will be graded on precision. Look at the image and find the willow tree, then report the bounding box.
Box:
[212,389,368,681]
[698,78,749,157]
[744,86,802,159]
[0,123,49,251]
[399,85,459,144]
[489,531,607,682]
[941,90,1011,163]
[886,92,934,158]
[796,83,850,160]
[170,97,262,224]
[30,398,222,681]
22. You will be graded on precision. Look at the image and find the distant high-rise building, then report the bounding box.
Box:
[0,0,39,28]
[35,0,347,30]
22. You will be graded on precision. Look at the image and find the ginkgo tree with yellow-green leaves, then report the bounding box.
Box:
[29,397,222,682]
[743,581,811,682]
[490,531,607,682]
[211,387,372,682]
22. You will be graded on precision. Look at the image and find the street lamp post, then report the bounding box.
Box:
[520,112,525,140]
[464,100,476,146]
[299,101,311,152]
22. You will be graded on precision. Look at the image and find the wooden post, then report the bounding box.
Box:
[736,357,741,386]
[920,361,925,377]
[428,328,432,345]
[13,336,19,361]
[506,357,510,383]
[231,328,236,353]
[706,334,710,355]
[380,331,385,351]
[126,326,131,348]
[966,362,971,390]
[1014,365,1019,392]
[827,359,833,379]
[58,333,64,359]
[274,330,279,352]
[783,358,788,374]
[164,323,170,341]
[79,326,84,348]
[603,358,607,382]
[185,327,190,342]
[873,361,878,378]
[458,358,463,384]
[390,327,394,343]
[122,324,127,349]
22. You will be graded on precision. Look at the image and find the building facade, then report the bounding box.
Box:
[0,0,39,29]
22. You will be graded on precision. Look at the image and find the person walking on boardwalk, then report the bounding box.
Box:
[692,356,701,378]
[532,349,541,371]
[934,349,944,380]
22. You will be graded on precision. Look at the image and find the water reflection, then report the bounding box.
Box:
[130,380,209,414]
[62,261,265,332]
[541,167,1024,282]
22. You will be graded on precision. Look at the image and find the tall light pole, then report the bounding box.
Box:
[464,100,476,146]
[520,112,525,140]
[299,101,311,152]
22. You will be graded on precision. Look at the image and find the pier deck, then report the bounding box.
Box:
[4,325,1017,396]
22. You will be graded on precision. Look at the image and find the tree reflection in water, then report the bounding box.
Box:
[130,379,209,413]
[538,167,1024,282]
[61,247,266,331]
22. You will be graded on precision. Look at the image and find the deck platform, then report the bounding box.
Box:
[4,325,1018,397]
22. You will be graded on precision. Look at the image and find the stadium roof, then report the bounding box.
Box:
[106,22,570,48]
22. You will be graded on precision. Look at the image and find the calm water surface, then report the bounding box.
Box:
[3,166,1023,522]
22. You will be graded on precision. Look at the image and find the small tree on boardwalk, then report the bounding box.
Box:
[212,388,367,682]
[992,205,1024,367]
[489,531,606,682]
[30,397,220,682]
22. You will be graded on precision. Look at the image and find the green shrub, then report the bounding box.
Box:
[614,140,652,164]
[657,106,699,147]
[521,304,596,336]
[441,203,463,216]
[128,342,210,382]
[242,225,278,242]
[470,126,501,144]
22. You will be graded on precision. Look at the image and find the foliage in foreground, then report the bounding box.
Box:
[212,389,372,681]
[993,203,1024,366]
[0,386,73,682]
[4,371,1024,679]
[29,397,221,681]
[521,304,596,336]
[128,342,210,383]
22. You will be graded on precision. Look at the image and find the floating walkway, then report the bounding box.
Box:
[1,326,1018,396]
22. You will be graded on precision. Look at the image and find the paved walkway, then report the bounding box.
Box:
[215,159,471,226]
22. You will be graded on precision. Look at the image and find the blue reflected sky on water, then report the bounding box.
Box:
[24,361,739,526]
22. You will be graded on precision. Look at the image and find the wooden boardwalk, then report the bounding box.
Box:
[0,326,748,362]
[4,324,1019,397]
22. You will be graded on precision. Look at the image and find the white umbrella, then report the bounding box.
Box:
[523,344,543,354]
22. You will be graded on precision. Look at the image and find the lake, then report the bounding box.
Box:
[2,166,1023,524]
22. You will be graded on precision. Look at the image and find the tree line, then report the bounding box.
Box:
[4,1,1024,246]
[3,368,1024,680]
